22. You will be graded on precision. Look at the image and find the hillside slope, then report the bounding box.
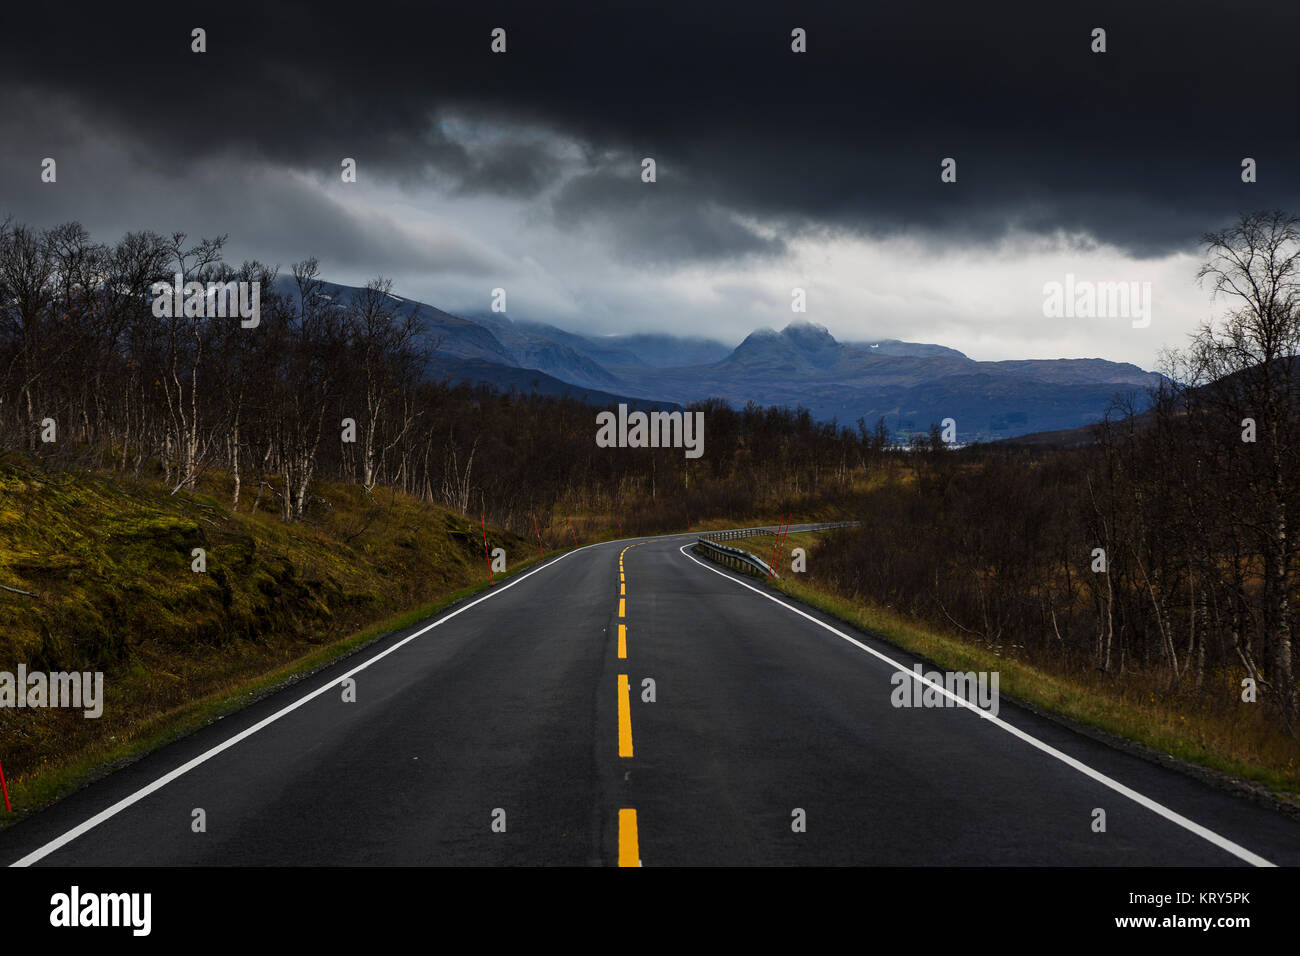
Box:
[0,457,530,814]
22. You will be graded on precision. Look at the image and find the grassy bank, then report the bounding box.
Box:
[0,457,535,822]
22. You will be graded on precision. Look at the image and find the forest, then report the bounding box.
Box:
[0,218,880,535]
[1,211,1296,737]
[812,212,1300,737]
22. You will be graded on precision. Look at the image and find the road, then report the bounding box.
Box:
[4,529,1300,867]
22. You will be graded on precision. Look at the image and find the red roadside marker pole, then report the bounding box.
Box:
[769,513,791,577]
[568,517,579,548]
[532,515,546,558]
[480,512,494,584]
[768,515,785,575]
[769,520,790,572]
[0,758,11,813]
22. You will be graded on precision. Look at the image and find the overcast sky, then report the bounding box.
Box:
[2,0,1297,369]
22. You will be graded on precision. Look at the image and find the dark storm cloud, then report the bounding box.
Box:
[0,91,505,278]
[551,165,786,263]
[448,137,569,199]
[1,0,1297,258]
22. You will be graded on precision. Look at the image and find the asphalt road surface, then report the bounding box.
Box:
[5,529,1300,867]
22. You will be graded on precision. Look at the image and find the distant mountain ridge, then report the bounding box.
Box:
[276,279,1159,442]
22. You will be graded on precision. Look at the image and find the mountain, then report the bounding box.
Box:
[601,322,1160,440]
[462,312,625,390]
[275,282,1159,442]
[276,278,519,366]
[596,332,734,368]
[424,355,680,412]
[723,324,842,373]
[460,314,732,371]
[844,338,969,360]
[272,279,682,409]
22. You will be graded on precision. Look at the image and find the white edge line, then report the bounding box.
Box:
[678,543,1276,868]
[9,543,599,867]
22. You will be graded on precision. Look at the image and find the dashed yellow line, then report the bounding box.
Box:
[616,545,640,867]
[618,809,640,867]
[617,674,634,757]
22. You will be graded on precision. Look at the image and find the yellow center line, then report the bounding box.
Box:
[618,808,640,867]
[617,674,634,757]
[617,549,639,865]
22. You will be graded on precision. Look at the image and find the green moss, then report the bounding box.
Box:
[0,454,530,823]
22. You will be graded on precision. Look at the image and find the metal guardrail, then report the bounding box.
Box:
[701,527,776,542]
[693,521,861,578]
[700,521,860,542]
[693,538,779,578]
